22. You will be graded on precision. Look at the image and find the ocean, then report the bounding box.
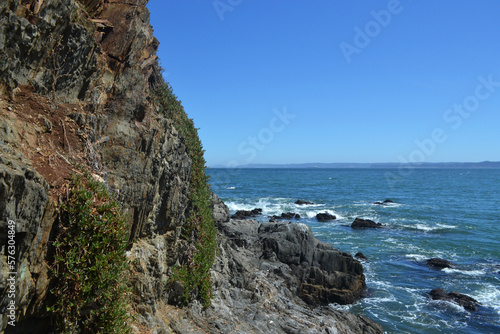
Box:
[207,168,500,334]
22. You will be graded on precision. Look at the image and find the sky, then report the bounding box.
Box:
[146,0,500,167]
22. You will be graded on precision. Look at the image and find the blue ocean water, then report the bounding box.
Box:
[207,168,500,334]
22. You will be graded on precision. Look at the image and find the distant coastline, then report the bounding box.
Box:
[210,161,500,169]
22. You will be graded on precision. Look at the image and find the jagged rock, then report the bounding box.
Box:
[211,193,229,224]
[270,212,300,220]
[374,199,395,205]
[195,218,383,333]
[351,218,383,229]
[427,258,453,269]
[355,252,368,260]
[231,208,262,220]
[295,199,314,205]
[316,212,336,222]
[429,288,480,311]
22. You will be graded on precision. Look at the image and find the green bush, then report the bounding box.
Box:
[49,173,131,333]
[153,81,216,307]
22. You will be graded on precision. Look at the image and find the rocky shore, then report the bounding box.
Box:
[164,196,383,333]
[0,1,382,332]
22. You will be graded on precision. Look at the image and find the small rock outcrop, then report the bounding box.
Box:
[427,258,454,269]
[295,199,315,205]
[374,199,395,205]
[429,288,480,311]
[270,212,300,221]
[231,208,262,220]
[351,218,383,229]
[316,212,336,222]
[355,252,368,260]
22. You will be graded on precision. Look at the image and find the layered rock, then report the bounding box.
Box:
[429,288,480,311]
[175,200,382,334]
[0,0,191,331]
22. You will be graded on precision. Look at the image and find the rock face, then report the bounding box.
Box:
[184,202,381,333]
[0,0,191,331]
[429,288,480,311]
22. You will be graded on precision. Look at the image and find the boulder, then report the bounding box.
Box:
[295,200,315,205]
[427,258,453,269]
[231,208,262,220]
[211,193,230,224]
[351,218,383,229]
[270,212,300,221]
[355,252,368,260]
[429,288,480,311]
[316,212,336,222]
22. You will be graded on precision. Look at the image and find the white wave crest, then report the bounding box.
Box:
[442,268,486,276]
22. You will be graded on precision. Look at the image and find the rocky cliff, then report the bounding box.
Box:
[0,1,381,333]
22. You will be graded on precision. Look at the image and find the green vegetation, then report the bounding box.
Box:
[49,173,131,334]
[153,81,217,307]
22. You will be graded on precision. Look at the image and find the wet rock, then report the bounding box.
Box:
[351,218,383,229]
[211,193,230,224]
[355,252,368,260]
[429,288,480,311]
[374,199,395,206]
[270,212,300,221]
[316,212,336,222]
[201,219,383,333]
[295,199,314,205]
[231,208,262,220]
[427,258,453,269]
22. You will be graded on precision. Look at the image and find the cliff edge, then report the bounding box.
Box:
[0,1,381,333]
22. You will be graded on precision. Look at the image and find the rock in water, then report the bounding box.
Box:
[427,258,453,269]
[270,212,301,220]
[429,288,480,311]
[295,199,315,205]
[351,218,383,229]
[355,252,368,260]
[231,208,262,219]
[316,212,336,222]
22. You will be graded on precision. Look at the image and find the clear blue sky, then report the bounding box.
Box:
[147,0,500,167]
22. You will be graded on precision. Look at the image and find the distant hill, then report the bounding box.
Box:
[211,161,500,169]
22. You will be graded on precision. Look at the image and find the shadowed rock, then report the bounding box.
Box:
[427,258,453,269]
[231,208,262,220]
[295,200,315,205]
[355,252,368,260]
[316,212,336,222]
[374,199,395,206]
[270,212,300,221]
[429,288,480,311]
[351,218,383,229]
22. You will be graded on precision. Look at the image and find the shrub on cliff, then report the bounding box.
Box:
[153,81,217,307]
[49,173,131,333]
